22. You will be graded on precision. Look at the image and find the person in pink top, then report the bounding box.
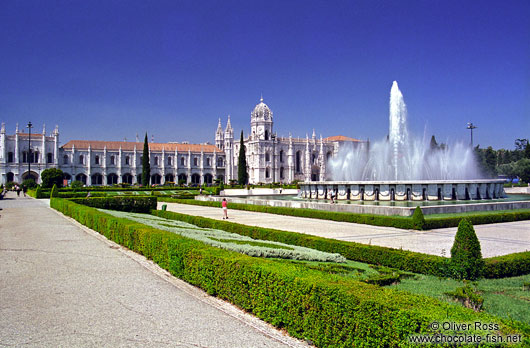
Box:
[222,198,228,219]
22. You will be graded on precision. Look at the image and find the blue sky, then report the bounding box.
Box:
[1,0,528,149]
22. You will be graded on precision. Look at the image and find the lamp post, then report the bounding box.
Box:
[467,122,477,147]
[27,121,32,180]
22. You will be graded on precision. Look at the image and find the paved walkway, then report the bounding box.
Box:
[0,192,309,348]
[159,202,530,258]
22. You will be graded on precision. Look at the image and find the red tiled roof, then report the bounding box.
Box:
[61,140,222,153]
[324,135,363,142]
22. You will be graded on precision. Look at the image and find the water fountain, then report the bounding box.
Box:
[299,81,505,201]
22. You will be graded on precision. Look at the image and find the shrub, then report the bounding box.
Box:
[51,198,520,347]
[450,219,484,280]
[153,210,452,277]
[445,282,484,311]
[40,168,64,188]
[35,186,43,198]
[50,184,59,198]
[411,206,425,230]
[70,180,84,190]
[70,196,157,213]
[22,178,37,189]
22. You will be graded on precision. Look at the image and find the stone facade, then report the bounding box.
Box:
[0,98,363,186]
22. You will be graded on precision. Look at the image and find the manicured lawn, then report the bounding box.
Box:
[425,209,530,220]
[390,273,530,326]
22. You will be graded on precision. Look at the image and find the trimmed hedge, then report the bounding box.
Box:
[70,196,157,213]
[157,198,420,229]
[484,251,530,278]
[424,210,530,229]
[160,198,530,230]
[450,219,484,280]
[153,210,530,279]
[153,209,451,277]
[51,198,523,347]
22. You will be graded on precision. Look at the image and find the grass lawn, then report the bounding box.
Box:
[390,273,530,326]
[425,209,530,220]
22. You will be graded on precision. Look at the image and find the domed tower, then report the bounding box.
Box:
[250,96,273,141]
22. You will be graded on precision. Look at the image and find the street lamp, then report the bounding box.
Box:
[467,122,477,147]
[27,121,32,180]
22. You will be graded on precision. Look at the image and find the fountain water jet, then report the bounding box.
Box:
[299,81,505,201]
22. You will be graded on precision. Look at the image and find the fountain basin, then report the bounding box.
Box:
[299,180,506,201]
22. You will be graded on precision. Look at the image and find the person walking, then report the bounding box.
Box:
[16,185,21,197]
[22,185,28,197]
[222,198,228,219]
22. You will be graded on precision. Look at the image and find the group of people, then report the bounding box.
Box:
[12,184,28,197]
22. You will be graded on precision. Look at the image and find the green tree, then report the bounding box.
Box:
[450,219,484,280]
[497,162,517,182]
[41,168,64,188]
[515,158,530,184]
[483,146,497,177]
[237,130,248,185]
[525,142,530,159]
[141,133,151,187]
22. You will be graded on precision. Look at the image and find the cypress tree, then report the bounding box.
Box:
[238,130,248,185]
[141,133,151,187]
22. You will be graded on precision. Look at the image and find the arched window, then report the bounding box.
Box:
[265,167,270,178]
[167,156,172,165]
[95,155,100,165]
[206,158,211,166]
[312,153,316,164]
[33,151,39,163]
[107,173,118,185]
[295,151,301,173]
[125,156,130,165]
[110,155,115,165]
[181,157,185,166]
[193,157,198,166]
[75,173,87,185]
[265,130,269,140]
[151,173,161,185]
[265,152,270,162]
[122,173,133,184]
[79,155,84,165]
[280,167,284,179]
[91,173,103,185]
[217,157,224,167]
[8,152,13,163]
[63,155,69,164]
[279,150,284,163]
[47,153,53,164]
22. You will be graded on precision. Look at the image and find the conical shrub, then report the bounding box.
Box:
[411,206,425,230]
[450,219,484,280]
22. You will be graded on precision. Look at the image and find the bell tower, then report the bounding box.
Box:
[250,96,273,141]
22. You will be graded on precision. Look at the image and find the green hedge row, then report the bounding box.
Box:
[153,209,450,277]
[424,210,530,229]
[51,198,521,347]
[153,210,530,279]
[70,196,157,213]
[157,198,420,229]
[160,198,530,230]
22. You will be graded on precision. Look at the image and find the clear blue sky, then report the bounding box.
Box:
[1,0,528,149]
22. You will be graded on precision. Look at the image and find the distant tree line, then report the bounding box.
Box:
[474,138,530,183]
